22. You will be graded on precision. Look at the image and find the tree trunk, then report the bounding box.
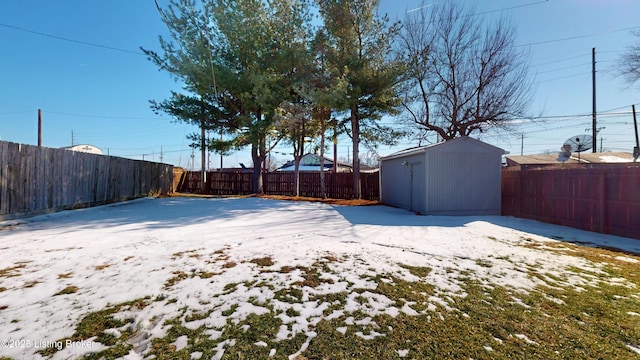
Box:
[319,108,326,199]
[251,145,264,194]
[351,106,361,199]
[200,119,207,194]
[293,155,301,197]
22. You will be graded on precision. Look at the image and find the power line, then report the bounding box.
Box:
[474,0,550,16]
[535,72,590,84]
[46,111,164,120]
[0,22,145,56]
[517,25,640,47]
[534,62,591,75]
[531,53,587,67]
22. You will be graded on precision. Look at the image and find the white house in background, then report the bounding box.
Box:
[379,136,506,216]
[277,153,377,173]
[64,144,103,155]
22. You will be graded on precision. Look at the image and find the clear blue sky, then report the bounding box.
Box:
[1,0,639,169]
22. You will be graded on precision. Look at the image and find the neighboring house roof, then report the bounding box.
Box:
[380,136,506,161]
[277,153,377,173]
[63,144,103,155]
[505,152,637,167]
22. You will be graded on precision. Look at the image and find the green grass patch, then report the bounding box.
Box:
[164,271,189,288]
[33,248,640,359]
[54,285,78,296]
[475,259,493,268]
[39,297,150,358]
[292,262,335,288]
[398,263,432,278]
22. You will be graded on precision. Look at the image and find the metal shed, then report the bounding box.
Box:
[379,137,506,215]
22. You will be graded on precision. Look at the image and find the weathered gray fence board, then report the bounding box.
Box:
[0,141,173,219]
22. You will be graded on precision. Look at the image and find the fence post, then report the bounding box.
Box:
[597,172,606,233]
[518,169,524,217]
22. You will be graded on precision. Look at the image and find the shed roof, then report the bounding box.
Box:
[380,136,506,161]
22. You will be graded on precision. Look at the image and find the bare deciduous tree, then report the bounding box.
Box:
[618,30,640,86]
[398,1,533,142]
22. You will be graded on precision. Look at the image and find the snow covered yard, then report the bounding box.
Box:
[0,197,639,359]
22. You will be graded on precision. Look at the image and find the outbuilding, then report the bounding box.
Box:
[379,136,506,215]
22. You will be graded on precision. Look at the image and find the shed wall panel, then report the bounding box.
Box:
[381,137,504,216]
[380,153,423,210]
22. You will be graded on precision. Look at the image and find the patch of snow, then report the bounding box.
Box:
[627,344,640,355]
[288,333,315,360]
[513,334,538,345]
[212,339,235,360]
[0,197,637,358]
[598,155,630,163]
[103,328,121,338]
[401,302,419,316]
[396,349,409,357]
[354,330,385,340]
[510,296,531,308]
[615,256,639,263]
[173,335,188,351]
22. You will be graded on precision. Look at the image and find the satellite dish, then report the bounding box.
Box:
[556,135,592,163]
[563,135,593,153]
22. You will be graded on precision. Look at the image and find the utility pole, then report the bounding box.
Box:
[592,47,597,153]
[37,109,42,147]
[71,130,75,146]
[600,137,603,152]
[160,146,164,163]
[520,134,524,156]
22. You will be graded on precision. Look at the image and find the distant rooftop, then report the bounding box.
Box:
[505,152,637,167]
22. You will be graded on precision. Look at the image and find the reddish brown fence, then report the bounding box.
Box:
[1,141,173,220]
[178,171,380,200]
[502,165,640,240]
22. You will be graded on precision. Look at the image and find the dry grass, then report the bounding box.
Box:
[0,264,27,278]
[168,192,379,206]
[54,286,79,296]
[222,261,237,269]
[256,194,379,206]
[249,256,275,267]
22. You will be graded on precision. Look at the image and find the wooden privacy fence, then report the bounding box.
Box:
[502,165,640,240]
[179,171,380,200]
[0,141,174,219]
